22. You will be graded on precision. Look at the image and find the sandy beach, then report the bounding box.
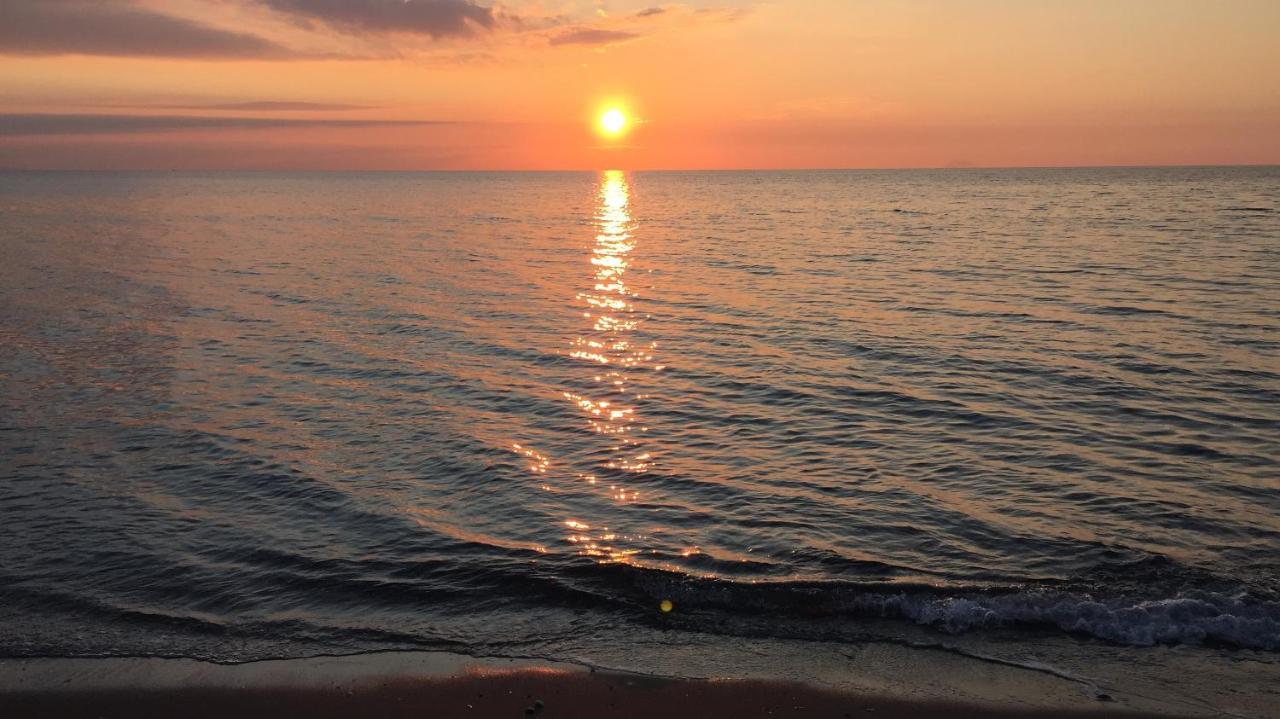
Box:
[0,651,1186,719]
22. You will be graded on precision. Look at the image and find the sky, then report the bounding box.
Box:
[0,0,1278,170]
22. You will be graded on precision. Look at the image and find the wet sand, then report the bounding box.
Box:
[0,668,1176,719]
[0,652,1188,719]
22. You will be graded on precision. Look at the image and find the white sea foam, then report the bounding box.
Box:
[865,591,1280,650]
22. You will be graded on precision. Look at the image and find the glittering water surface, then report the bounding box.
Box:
[1,167,1278,660]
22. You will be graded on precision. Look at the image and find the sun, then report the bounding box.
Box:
[598,108,628,138]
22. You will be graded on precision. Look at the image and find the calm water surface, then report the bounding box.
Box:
[1,167,1278,662]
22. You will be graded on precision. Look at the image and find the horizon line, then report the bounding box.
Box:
[1,163,1277,173]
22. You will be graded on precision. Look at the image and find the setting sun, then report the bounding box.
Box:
[598,108,628,138]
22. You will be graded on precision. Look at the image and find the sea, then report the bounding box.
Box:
[1,168,1277,703]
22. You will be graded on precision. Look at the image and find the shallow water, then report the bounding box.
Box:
[1,167,1278,662]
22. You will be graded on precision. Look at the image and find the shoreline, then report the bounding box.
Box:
[0,649,1236,719]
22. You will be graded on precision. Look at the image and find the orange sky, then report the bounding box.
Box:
[1,0,1278,170]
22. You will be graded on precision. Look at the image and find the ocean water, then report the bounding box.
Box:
[1,167,1278,667]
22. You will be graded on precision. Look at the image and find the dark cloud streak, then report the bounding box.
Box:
[0,113,449,136]
[549,28,640,46]
[153,101,374,112]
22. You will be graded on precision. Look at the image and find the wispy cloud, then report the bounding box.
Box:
[549,28,640,47]
[150,101,375,112]
[545,4,748,49]
[0,113,450,136]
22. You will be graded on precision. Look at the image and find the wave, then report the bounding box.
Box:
[618,566,1280,651]
[3,553,1278,662]
[861,590,1279,649]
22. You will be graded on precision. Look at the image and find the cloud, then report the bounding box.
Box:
[548,28,640,47]
[253,0,500,38]
[153,101,374,112]
[0,113,449,136]
[546,4,747,49]
[690,6,751,24]
[0,0,510,59]
[0,0,742,60]
[0,0,292,58]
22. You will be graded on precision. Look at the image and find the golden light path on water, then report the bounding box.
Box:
[565,171,656,561]
[514,170,662,566]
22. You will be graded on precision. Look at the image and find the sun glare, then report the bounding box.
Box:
[598,108,628,138]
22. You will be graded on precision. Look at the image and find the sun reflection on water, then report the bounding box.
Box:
[573,171,656,477]
[513,170,659,565]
